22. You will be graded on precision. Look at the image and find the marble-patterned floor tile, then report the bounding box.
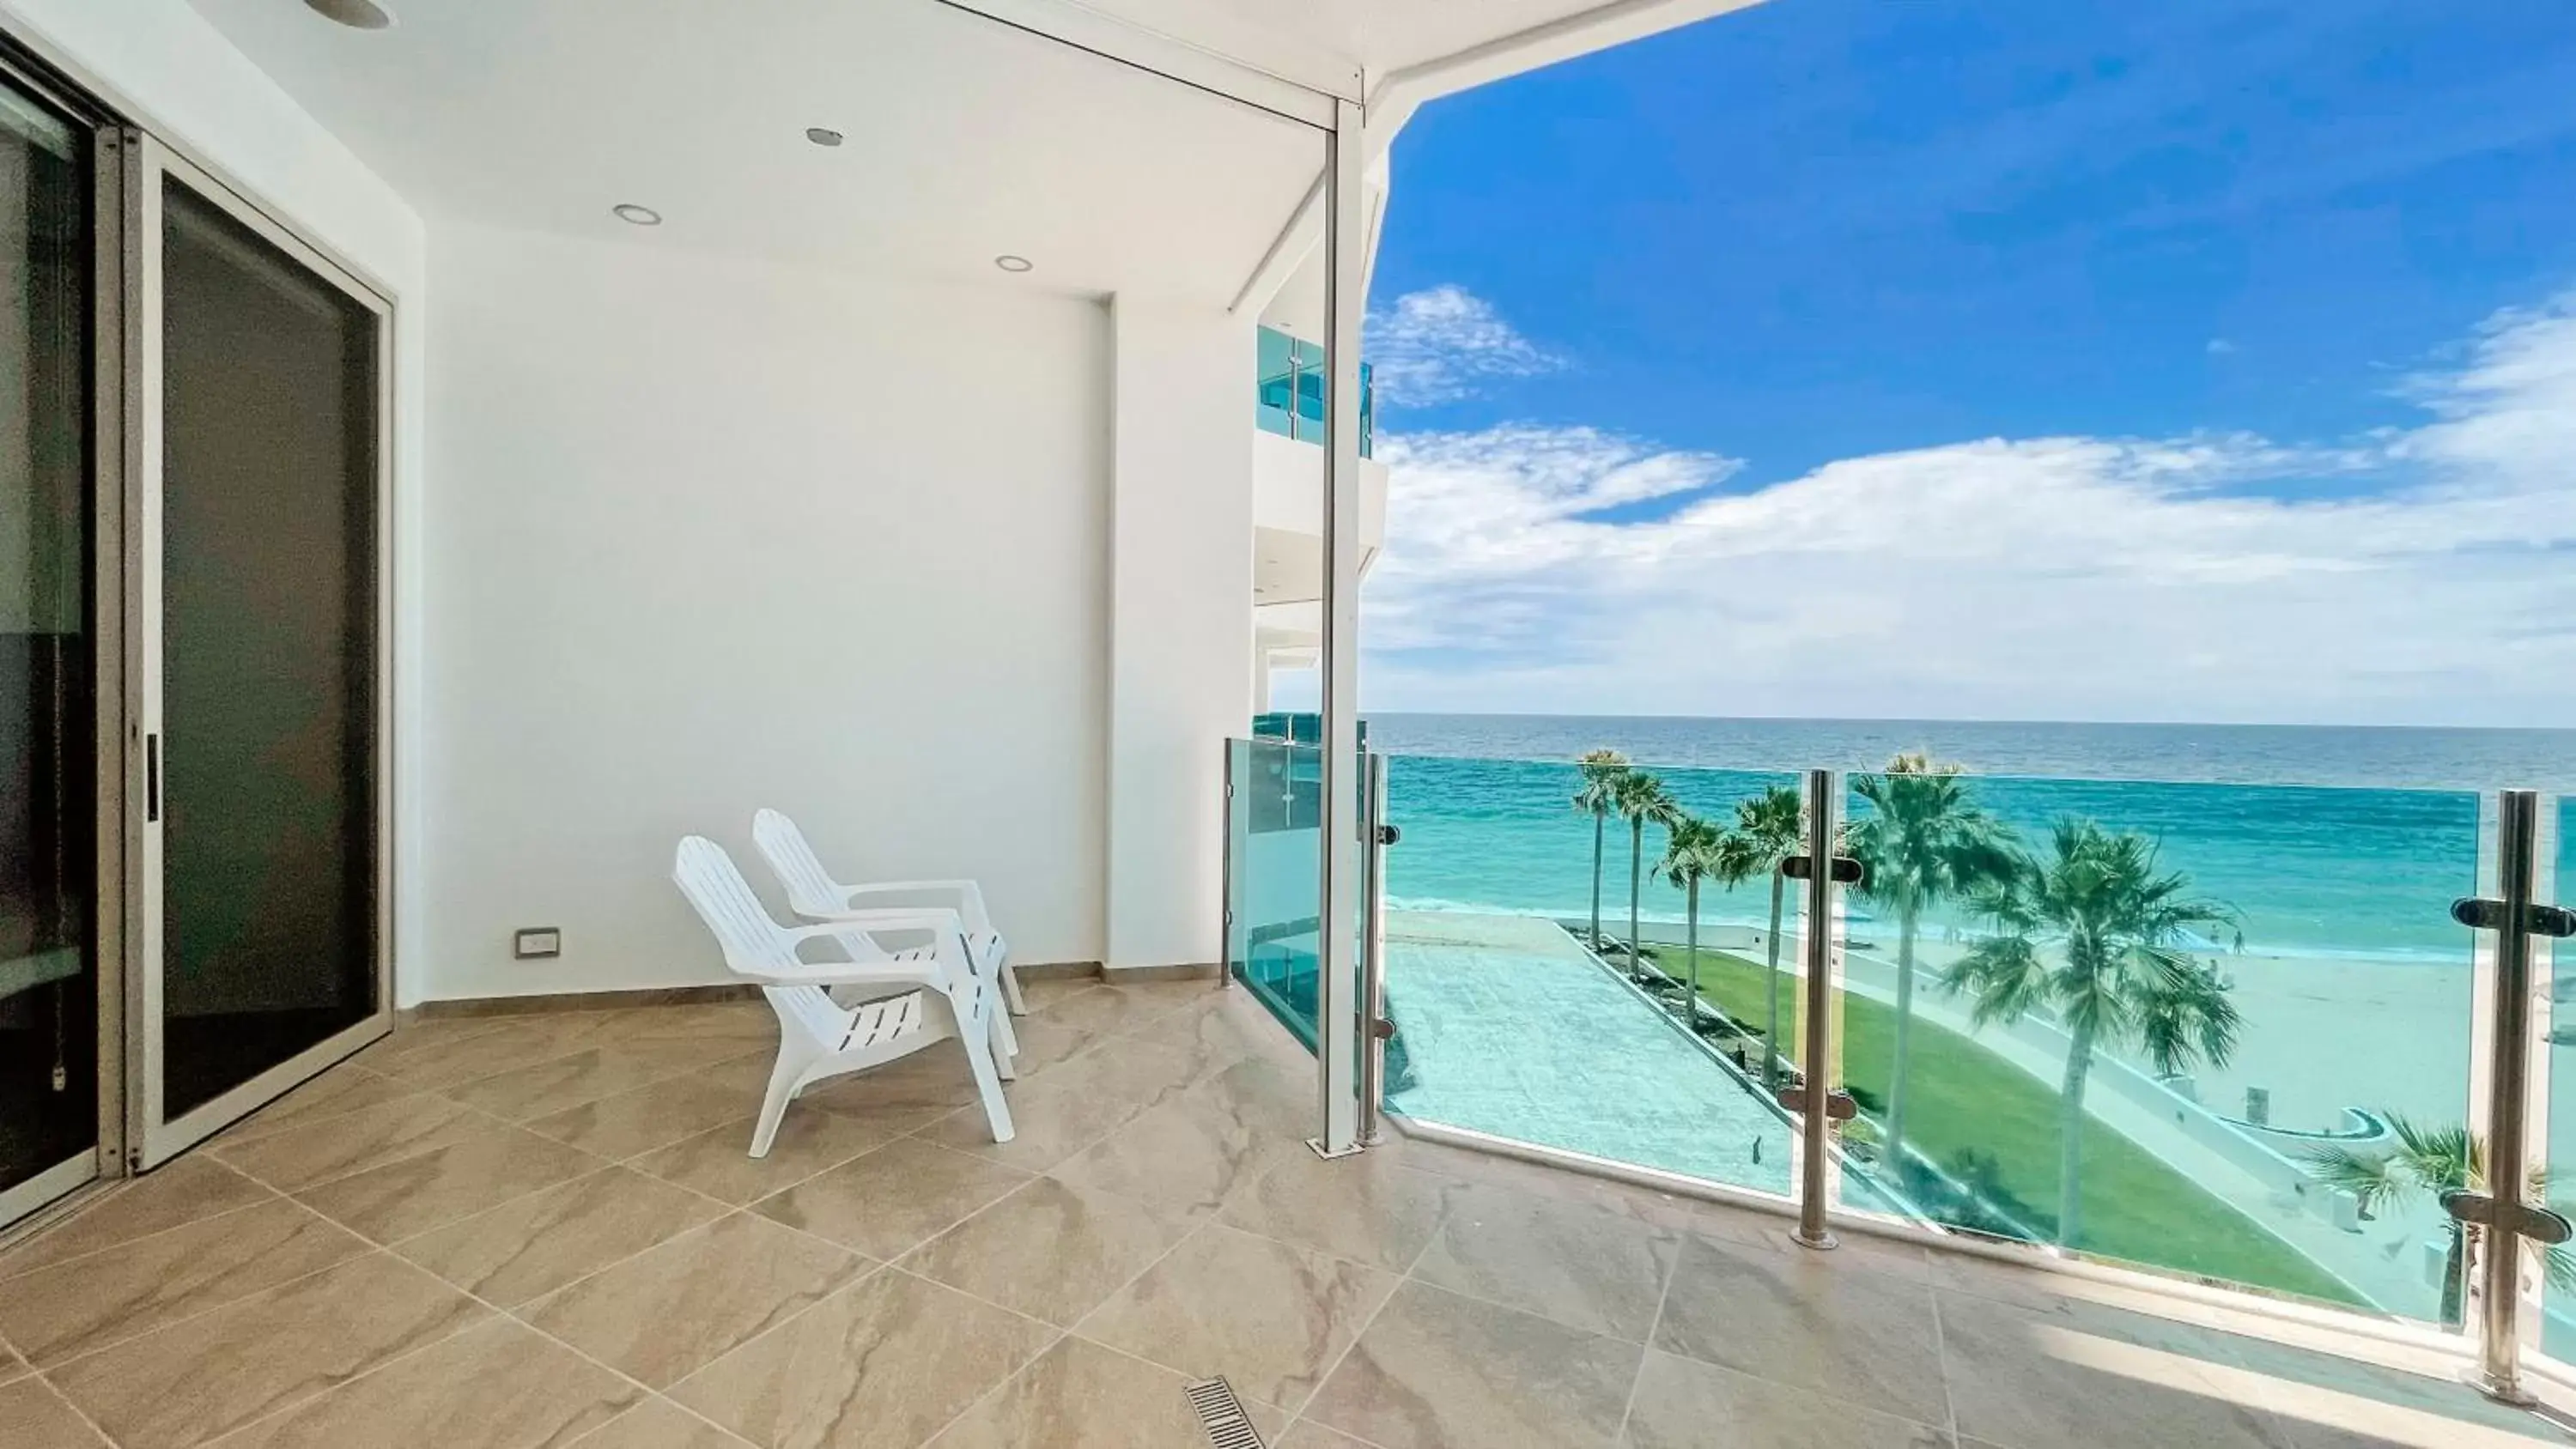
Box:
[0,1378,109,1449]
[444,1044,729,1124]
[1218,1150,1462,1274]
[0,1197,370,1366]
[359,1019,572,1090]
[916,1040,1208,1173]
[926,1334,1289,1449]
[1051,1055,1313,1218]
[210,1316,641,1449]
[395,1166,725,1307]
[993,1016,1103,1078]
[522,1072,761,1160]
[1650,1231,1950,1426]
[1018,976,1109,1012]
[215,1066,428,1148]
[1271,1421,1381,1449]
[753,1138,1034,1261]
[787,1048,985,1129]
[596,1001,777,1050]
[2222,1331,2560,1446]
[900,1174,1199,1327]
[524,1211,868,1388]
[1622,1347,1953,1449]
[671,1269,1054,1449]
[1076,1222,1397,1413]
[1131,991,1309,1068]
[629,1111,898,1206]
[207,1094,486,1193]
[1301,1282,1642,1449]
[46,1252,489,1449]
[1408,1180,1680,1342]
[293,1122,602,1243]
[1935,1288,2296,1449]
[1033,982,1199,1039]
[0,1155,275,1279]
[0,1342,27,1385]
[570,1396,756,1449]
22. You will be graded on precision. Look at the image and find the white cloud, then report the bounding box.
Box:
[1365,284,1563,407]
[1361,292,2576,727]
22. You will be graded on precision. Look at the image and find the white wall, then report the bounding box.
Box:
[1104,299,1255,969]
[0,0,432,982]
[422,223,1111,1003]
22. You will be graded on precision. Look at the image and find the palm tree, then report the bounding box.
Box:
[1658,814,1728,1028]
[2304,1117,2576,1328]
[1941,819,2239,1247]
[1846,754,2017,1171]
[1571,750,1631,951]
[1712,785,1804,1089]
[1613,770,1680,977]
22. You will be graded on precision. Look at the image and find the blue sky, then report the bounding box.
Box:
[1350,0,2576,725]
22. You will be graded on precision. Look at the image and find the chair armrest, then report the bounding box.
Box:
[776,920,968,982]
[837,880,992,934]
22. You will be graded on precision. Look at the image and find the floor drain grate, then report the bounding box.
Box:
[1183,1377,1267,1449]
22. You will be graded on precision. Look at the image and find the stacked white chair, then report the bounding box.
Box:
[672,835,1014,1155]
[752,808,1029,1018]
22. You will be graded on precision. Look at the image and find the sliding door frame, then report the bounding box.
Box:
[0,45,120,1228]
[124,136,396,1170]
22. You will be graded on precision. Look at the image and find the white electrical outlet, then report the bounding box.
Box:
[513,927,562,959]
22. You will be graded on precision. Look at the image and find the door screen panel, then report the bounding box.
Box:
[157,175,380,1118]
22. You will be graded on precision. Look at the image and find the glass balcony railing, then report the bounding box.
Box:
[1255,324,1373,458]
[1224,738,2576,1366]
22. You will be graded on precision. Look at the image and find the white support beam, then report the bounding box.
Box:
[1366,0,1773,157]
[931,0,1358,126]
[1314,93,1368,1156]
[1228,170,1323,317]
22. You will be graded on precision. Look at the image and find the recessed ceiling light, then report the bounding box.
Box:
[805,127,845,148]
[305,0,396,28]
[611,203,663,227]
[993,254,1033,273]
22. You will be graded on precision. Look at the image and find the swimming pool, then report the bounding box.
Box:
[1380,910,1793,1196]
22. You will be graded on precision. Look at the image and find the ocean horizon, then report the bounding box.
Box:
[1358,712,2576,963]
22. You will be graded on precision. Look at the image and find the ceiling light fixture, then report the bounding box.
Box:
[611,203,663,227]
[304,0,397,29]
[805,127,845,148]
[993,254,1033,273]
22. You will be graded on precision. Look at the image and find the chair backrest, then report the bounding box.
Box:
[672,835,803,976]
[752,809,843,919]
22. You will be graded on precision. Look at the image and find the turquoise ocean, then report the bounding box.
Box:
[1368,715,2576,964]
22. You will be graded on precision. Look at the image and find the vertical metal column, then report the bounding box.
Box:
[1358,751,1389,1145]
[1312,94,1368,1157]
[2453,791,2576,1404]
[1793,768,1843,1249]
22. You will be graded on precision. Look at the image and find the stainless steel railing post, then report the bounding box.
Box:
[1793,767,1843,1250]
[2461,790,2564,1404]
[1358,750,1390,1146]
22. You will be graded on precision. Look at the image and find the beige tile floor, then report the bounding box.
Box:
[1,977,2568,1449]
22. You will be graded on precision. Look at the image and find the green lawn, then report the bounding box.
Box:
[1640,943,2363,1307]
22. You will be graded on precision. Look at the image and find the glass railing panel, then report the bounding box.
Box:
[1375,752,1802,1197]
[1252,324,1374,456]
[1226,737,1321,1050]
[1834,767,2479,1322]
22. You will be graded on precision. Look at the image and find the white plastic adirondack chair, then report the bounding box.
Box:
[751,808,1029,1018]
[672,836,1013,1155]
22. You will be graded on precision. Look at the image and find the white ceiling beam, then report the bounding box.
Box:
[931,0,1358,125]
[1224,0,1775,317]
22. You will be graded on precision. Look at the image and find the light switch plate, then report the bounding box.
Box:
[513,927,562,960]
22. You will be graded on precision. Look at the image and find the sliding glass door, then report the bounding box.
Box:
[131,142,390,1166]
[0,64,101,1222]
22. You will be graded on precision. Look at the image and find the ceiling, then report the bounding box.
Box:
[1088,0,1662,83]
[185,0,1329,304]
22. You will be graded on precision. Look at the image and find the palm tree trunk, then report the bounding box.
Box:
[1886,901,1920,1165]
[1628,818,1644,980]
[1589,812,1606,949]
[1763,870,1786,1090]
[1685,881,1701,1028]
[2057,1022,2096,1246]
